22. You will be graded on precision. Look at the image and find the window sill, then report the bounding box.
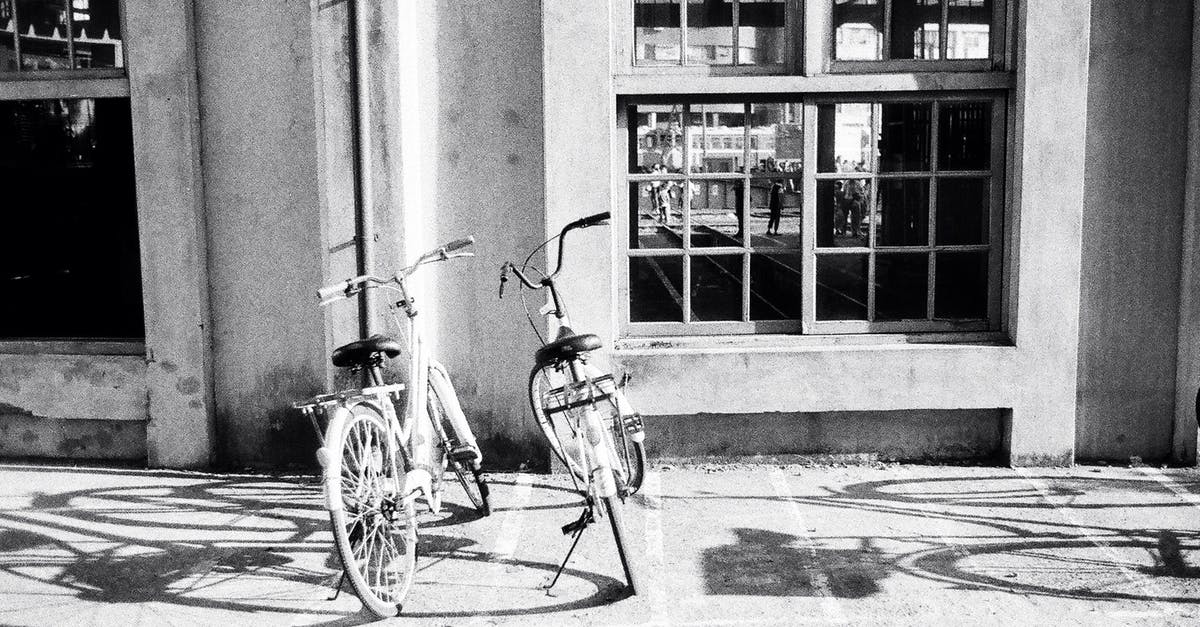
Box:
[613,331,1010,355]
[0,340,145,356]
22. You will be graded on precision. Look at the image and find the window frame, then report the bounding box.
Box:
[0,0,139,348]
[617,91,1006,337]
[617,0,805,76]
[0,0,129,78]
[828,0,1007,73]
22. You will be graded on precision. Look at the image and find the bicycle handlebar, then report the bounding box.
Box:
[317,235,476,303]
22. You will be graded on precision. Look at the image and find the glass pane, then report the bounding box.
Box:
[0,98,143,338]
[631,104,686,174]
[17,0,69,70]
[817,103,873,173]
[691,180,744,247]
[71,0,122,69]
[750,254,802,320]
[877,179,929,246]
[936,177,988,245]
[934,251,987,319]
[939,101,991,171]
[890,0,942,60]
[817,179,871,248]
[631,256,684,322]
[947,0,990,59]
[0,2,15,71]
[686,0,733,65]
[690,255,743,321]
[833,0,883,60]
[738,0,786,65]
[688,103,744,173]
[875,253,929,320]
[635,0,682,65]
[879,103,932,172]
[630,182,683,249]
[749,102,803,171]
[747,178,801,248]
[816,254,868,320]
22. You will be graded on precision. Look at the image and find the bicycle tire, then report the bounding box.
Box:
[603,495,646,595]
[530,363,645,493]
[427,379,491,516]
[324,402,417,618]
[529,364,587,477]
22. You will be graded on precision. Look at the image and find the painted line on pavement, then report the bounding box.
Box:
[1014,468,1174,614]
[1137,466,1200,512]
[489,473,534,562]
[640,469,670,625]
[768,468,849,624]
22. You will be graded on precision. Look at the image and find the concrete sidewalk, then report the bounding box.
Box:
[2,462,1200,626]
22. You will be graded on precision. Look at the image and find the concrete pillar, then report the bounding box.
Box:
[1173,2,1200,464]
[124,0,213,468]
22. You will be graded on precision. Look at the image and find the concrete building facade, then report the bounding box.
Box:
[0,0,1196,469]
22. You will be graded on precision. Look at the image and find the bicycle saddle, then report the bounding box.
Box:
[535,328,602,366]
[331,334,402,368]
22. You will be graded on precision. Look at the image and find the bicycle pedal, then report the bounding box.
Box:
[448,444,479,463]
[561,510,594,535]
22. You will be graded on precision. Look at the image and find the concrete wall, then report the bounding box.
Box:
[1076,1,1193,461]
[194,2,327,468]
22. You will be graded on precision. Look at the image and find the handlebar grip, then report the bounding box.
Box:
[579,211,611,227]
[444,236,475,252]
[316,283,348,300]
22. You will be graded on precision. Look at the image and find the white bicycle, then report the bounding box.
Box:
[294,237,488,618]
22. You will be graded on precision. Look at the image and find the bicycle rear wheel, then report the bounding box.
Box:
[428,379,490,516]
[531,363,645,493]
[324,402,417,618]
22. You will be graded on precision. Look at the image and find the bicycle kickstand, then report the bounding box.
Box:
[544,505,595,592]
[327,569,347,601]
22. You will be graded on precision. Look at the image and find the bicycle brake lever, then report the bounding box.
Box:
[498,265,509,299]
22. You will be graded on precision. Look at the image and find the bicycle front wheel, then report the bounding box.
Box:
[603,495,646,595]
[427,378,490,516]
[324,402,417,618]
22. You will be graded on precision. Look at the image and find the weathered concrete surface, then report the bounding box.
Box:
[3,463,1200,625]
[0,417,145,460]
[645,409,1006,461]
[0,355,146,422]
[1077,1,1194,462]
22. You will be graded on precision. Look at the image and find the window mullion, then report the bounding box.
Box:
[882,0,893,62]
[928,101,940,320]
[66,0,76,68]
[939,0,949,60]
[10,0,22,71]
[801,101,818,333]
[679,0,688,67]
[731,0,740,67]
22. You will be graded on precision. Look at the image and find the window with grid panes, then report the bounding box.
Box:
[0,0,142,340]
[618,0,1007,336]
[633,0,797,72]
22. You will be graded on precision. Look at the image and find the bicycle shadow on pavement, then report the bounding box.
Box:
[702,528,886,598]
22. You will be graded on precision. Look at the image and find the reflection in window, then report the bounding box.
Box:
[833,0,995,63]
[631,104,686,174]
[947,0,991,59]
[936,177,988,245]
[877,179,929,246]
[691,180,743,247]
[817,179,871,248]
[635,0,682,64]
[630,257,684,322]
[816,254,868,320]
[935,251,987,319]
[879,102,932,172]
[0,98,142,338]
[691,255,743,321]
[636,0,790,67]
[2,0,123,71]
[939,101,991,170]
[817,103,873,173]
[750,254,802,320]
[875,253,929,320]
[890,0,941,60]
[834,0,883,60]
